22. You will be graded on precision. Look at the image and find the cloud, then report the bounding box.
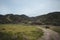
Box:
[0,0,60,16]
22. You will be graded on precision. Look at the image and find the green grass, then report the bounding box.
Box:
[0,24,43,40]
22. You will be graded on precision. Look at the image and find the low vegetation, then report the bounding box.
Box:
[50,26,60,35]
[0,24,43,40]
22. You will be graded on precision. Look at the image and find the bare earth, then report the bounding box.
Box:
[37,27,60,40]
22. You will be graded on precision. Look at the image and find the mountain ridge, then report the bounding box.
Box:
[0,12,60,26]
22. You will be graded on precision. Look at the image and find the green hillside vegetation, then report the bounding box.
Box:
[35,12,60,26]
[0,12,60,26]
[0,24,43,40]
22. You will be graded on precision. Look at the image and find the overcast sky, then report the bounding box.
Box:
[0,0,60,17]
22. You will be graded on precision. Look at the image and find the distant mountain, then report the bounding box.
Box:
[0,12,60,26]
[0,14,30,24]
[34,12,60,26]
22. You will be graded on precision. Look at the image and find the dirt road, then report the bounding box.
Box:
[37,27,60,40]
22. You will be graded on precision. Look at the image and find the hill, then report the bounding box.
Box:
[0,12,60,26]
[34,12,60,26]
[0,14,30,24]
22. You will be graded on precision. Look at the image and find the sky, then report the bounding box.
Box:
[0,0,60,17]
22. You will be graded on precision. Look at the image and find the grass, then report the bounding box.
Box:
[49,26,60,35]
[0,24,43,40]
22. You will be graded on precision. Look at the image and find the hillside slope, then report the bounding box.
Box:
[0,12,60,25]
[34,12,60,25]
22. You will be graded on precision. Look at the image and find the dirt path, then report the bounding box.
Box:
[37,27,60,40]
